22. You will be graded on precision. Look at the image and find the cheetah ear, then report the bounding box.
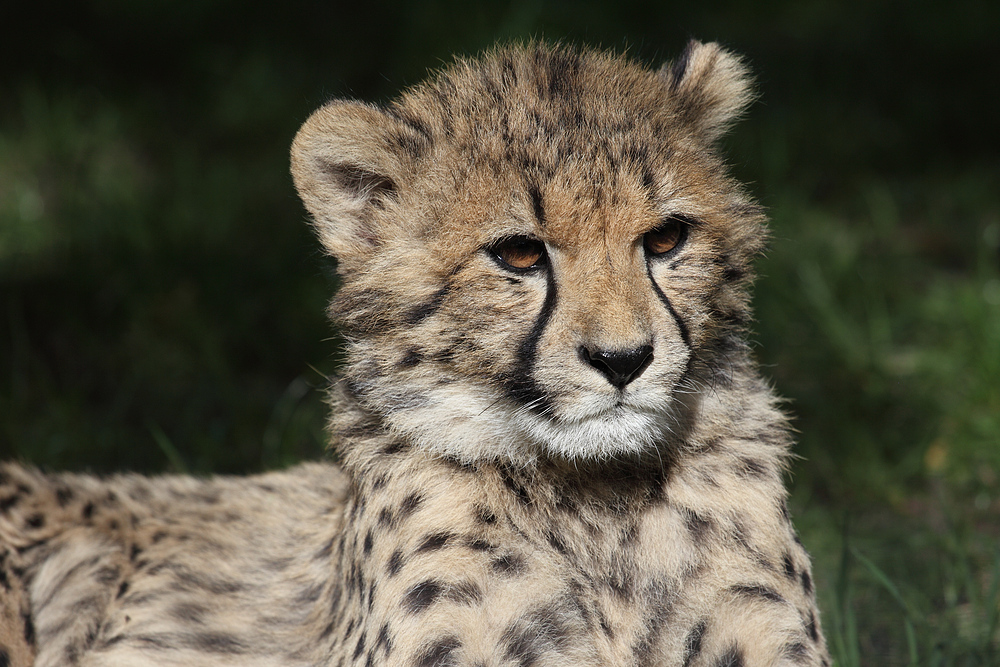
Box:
[659,40,755,143]
[291,101,413,261]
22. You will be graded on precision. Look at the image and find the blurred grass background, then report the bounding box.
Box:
[1,0,997,663]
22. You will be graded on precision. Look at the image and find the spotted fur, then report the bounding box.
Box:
[1,41,829,666]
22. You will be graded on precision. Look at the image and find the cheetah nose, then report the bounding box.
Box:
[579,344,654,389]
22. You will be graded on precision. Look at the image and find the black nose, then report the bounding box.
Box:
[580,344,654,389]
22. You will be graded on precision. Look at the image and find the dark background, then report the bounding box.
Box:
[2,1,998,663]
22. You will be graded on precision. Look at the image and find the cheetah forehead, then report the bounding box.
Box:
[291,40,758,267]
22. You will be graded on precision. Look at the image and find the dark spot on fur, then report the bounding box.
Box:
[683,619,708,667]
[528,183,546,226]
[501,603,570,667]
[415,532,453,553]
[491,553,526,576]
[807,610,819,642]
[736,458,767,478]
[474,505,498,525]
[469,538,495,552]
[683,508,714,543]
[399,349,423,368]
[363,531,374,555]
[82,502,95,520]
[414,636,461,667]
[546,531,568,556]
[783,641,810,662]
[25,513,44,529]
[404,580,442,614]
[399,493,423,519]
[598,610,614,639]
[0,648,10,667]
[354,631,367,660]
[170,602,208,623]
[722,264,747,283]
[297,583,324,604]
[374,622,393,657]
[715,645,745,667]
[95,565,120,584]
[783,554,796,579]
[22,610,35,646]
[631,578,678,664]
[316,536,335,559]
[607,570,634,600]
[186,632,248,654]
[499,470,532,506]
[387,549,404,577]
[729,584,784,604]
[55,486,74,506]
[382,441,409,455]
[447,581,483,605]
[801,570,814,595]
[170,567,244,595]
[0,495,18,513]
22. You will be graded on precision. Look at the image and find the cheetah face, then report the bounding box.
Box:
[292,41,765,464]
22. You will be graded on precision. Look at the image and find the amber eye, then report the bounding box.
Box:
[489,236,547,271]
[644,217,688,257]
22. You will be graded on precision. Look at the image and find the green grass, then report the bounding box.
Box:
[2,1,998,663]
[756,171,1000,664]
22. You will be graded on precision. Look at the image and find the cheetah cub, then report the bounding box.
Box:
[1,41,830,667]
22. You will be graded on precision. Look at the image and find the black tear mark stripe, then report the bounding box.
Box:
[508,264,558,407]
[646,261,692,349]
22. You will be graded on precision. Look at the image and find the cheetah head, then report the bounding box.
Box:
[291,41,766,465]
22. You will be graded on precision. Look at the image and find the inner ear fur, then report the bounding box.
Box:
[659,40,755,143]
[290,101,410,260]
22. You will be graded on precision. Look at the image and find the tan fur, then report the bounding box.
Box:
[1,41,829,666]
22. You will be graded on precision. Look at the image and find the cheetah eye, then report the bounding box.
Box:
[644,216,690,257]
[488,236,548,271]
